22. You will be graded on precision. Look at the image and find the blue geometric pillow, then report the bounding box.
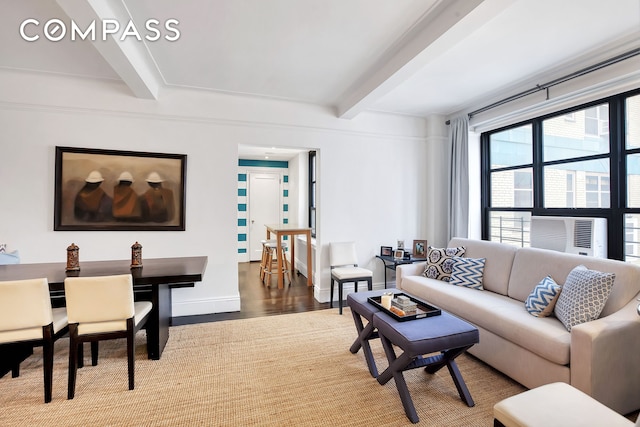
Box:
[525,276,562,317]
[423,246,466,282]
[449,257,485,290]
[554,265,615,331]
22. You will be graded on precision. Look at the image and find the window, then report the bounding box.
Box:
[585,104,609,137]
[513,170,533,207]
[308,150,316,238]
[482,89,639,261]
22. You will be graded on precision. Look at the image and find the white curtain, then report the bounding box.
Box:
[448,116,469,240]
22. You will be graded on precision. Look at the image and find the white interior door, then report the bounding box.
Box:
[249,172,281,261]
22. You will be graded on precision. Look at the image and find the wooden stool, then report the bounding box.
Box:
[259,240,275,281]
[262,241,291,287]
[494,382,636,427]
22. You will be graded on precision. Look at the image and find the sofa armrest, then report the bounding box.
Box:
[570,293,640,414]
[396,262,426,289]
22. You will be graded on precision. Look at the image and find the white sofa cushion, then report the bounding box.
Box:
[507,247,640,317]
[449,238,517,295]
[400,275,571,365]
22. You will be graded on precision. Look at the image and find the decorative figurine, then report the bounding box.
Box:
[66,243,80,271]
[131,241,143,268]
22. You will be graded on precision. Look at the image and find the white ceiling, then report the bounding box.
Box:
[1,0,639,159]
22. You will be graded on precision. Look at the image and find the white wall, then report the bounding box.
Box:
[0,69,433,313]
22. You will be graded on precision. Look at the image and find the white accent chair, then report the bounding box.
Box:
[64,274,152,399]
[330,242,373,314]
[0,278,68,403]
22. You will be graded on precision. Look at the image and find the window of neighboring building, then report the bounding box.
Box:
[481,89,640,263]
[308,150,316,238]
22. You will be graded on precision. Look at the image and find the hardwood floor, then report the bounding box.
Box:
[173,261,330,325]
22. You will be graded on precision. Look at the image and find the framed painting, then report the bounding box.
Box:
[380,246,393,257]
[413,240,427,258]
[54,146,187,231]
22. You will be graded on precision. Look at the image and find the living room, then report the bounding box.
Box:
[1,1,639,425]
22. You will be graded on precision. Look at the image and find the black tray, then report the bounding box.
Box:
[368,293,441,321]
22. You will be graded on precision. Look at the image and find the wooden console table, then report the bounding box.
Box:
[0,256,207,375]
[265,224,313,289]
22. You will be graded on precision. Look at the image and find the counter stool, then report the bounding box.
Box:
[494,382,638,427]
[259,240,276,281]
[262,241,291,287]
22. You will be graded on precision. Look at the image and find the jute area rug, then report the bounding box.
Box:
[1,308,526,426]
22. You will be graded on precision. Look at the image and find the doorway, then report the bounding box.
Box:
[248,172,281,261]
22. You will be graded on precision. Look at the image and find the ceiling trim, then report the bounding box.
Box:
[336,0,513,120]
[56,0,162,99]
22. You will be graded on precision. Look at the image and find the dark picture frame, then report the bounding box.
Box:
[54,146,187,231]
[413,240,427,258]
[380,246,393,257]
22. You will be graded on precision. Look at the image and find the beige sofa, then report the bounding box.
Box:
[396,237,640,415]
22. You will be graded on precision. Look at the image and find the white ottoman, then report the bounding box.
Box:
[494,382,637,427]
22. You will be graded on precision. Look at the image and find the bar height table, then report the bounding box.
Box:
[265,224,313,289]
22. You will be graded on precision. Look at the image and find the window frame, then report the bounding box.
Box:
[481,88,640,261]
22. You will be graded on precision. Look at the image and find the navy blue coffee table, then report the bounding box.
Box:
[373,308,479,423]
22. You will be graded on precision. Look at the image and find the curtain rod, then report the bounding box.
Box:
[445,48,640,125]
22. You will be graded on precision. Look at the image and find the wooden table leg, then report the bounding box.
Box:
[276,236,284,289]
[290,233,296,273]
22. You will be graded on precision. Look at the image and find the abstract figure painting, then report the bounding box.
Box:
[54,146,186,231]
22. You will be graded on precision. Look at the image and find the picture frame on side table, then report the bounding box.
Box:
[54,146,187,231]
[380,246,393,257]
[393,249,405,260]
[413,240,428,258]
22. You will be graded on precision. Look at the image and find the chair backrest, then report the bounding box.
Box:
[65,274,135,325]
[0,278,53,332]
[330,242,359,268]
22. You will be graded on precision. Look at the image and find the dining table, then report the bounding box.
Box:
[265,224,313,289]
[0,255,207,377]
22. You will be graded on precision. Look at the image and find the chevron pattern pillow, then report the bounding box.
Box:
[554,265,615,331]
[423,246,466,282]
[449,257,485,290]
[525,276,562,317]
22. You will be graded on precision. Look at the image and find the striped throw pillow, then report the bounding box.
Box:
[525,276,562,317]
[449,257,485,290]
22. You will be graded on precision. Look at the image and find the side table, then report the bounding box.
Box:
[375,255,426,288]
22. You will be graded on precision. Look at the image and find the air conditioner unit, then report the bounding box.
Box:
[530,216,607,258]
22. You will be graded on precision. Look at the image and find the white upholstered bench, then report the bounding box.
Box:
[494,382,638,427]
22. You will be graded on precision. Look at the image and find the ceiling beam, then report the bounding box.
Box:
[56,0,161,99]
[336,0,514,119]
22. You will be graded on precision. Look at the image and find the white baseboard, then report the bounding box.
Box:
[171,295,241,317]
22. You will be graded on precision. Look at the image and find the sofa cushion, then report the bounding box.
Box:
[554,265,615,331]
[449,238,517,295]
[525,276,562,317]
[400,275,571,365]
[449,257,485,290]
[423,246,465,282]
[507,247,640,316]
